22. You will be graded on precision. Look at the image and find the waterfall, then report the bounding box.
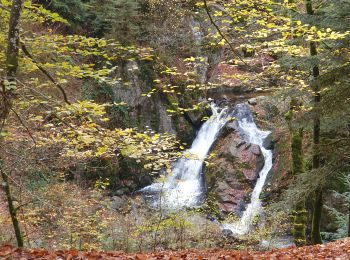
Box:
[222,104,273,236]
[141,102,273,235]
[141,103,232,210]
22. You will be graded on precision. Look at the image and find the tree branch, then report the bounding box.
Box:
[202,0,247,66]
[20,43,71,104]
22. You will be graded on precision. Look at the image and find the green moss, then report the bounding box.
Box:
[24,170,58,192]
[235,169,245,181]
[291,128,307,246]
[82,80,113,101]
[238,162,252,170]
[293,205,307,247]
[137,60,156,90]
[291,130,304,175]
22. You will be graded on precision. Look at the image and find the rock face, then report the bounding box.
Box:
[245,96,292,204]
[205,124,264,215]
[111,60,177,135]
[109,60,205,144]
[263,133,276,150]
[248,98,257,106]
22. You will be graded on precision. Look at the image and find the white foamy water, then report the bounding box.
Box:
[141,103,232,210]
[222,104,273,236]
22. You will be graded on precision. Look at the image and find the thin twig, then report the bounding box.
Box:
[9,107,37,146]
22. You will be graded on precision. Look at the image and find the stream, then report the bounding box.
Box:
[141,103,232,209]
[222,104,273,236]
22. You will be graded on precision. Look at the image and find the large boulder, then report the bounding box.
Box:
[205,129,265,216]
[263,133,275,150]
[111,195,128,211]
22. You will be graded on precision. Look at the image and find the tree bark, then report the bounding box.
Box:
[0,0,24,248]
[348,204,350,237]
[305,0,323,245]
[311,190,323,244]
[291,129,307,247]
[6,0,22,80]
[286,99,307,247]
[0,161,23,247]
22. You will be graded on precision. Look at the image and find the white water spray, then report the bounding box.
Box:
[222,104,273,236]
[141,103,232,210]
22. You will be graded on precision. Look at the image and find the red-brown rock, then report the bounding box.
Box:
[206,129,264,215]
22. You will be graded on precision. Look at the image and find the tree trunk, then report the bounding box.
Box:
[348,204,350,237]
[0,0,24,248]
[291,129,307,246]
[6,0,22,79]
[305,0,323,245]
[286,99,307,247]
[0,161,23,247]
[311,190,323,244]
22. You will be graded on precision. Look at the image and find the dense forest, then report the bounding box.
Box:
[0,0,349,256]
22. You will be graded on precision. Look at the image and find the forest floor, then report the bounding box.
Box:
[0,238,350,259]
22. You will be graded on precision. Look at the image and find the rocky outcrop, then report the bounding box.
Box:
[205,124,264,216]
[111,60,177,134]
[245,96,293,203]
[108,16,223,142]
[204,96,291,216]
[108,60,206,144]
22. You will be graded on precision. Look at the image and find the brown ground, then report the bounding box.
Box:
[1,238,350,259]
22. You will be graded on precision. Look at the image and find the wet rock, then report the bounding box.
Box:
[262,128,292,204]
[251,144,262,155]
[248,98,257,105]
[115,187,129,196]
[236,141,246,148]
[227,134,264,182]
[233,104,254,122]
[139,174,153,187]
[111,196,127,210]
[263,133,275,150]
[222,229,234,237]
[205,130,265,215]
[186,105,212,129]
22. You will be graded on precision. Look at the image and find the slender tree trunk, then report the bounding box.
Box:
[0,0,24,248]
[0,162,23,247]
[286,99,307,247]
[305,0,323,245]
[291,130,307,247]
[312,190,323,243]
[348,205,350,237]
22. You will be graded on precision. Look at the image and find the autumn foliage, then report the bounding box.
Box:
[0,238,349,259]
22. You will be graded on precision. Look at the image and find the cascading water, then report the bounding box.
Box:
[141,102,272,235]
[222,103,273,236]
[141,103,233,210]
